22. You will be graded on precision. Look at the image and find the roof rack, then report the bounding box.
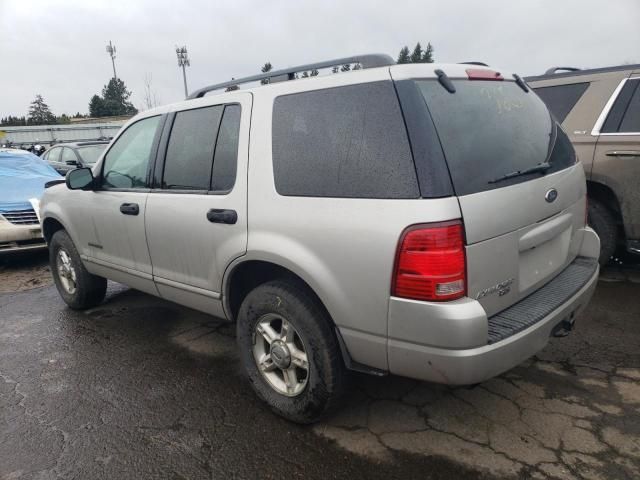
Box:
[544,67,581,75]
[459,61,489,67]
[188,53,395,99]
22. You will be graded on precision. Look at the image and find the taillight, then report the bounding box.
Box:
[392,221,466,302]
[466,68,504,81]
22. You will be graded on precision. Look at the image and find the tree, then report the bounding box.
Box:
[260,62,272,85]
[142,73,161,110]
[89,95,106,117]
[422,42,434,63]
[410,43,423,63]
[397,46,411,64]
[28,94,56,125]
[101,78,138,116]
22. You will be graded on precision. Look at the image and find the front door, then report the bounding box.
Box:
[81,114,163,295]
[144,93,251,315]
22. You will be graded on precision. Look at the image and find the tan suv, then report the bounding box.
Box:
[527,65,640,264]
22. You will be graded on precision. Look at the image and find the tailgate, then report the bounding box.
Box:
[406,72,588,316]
[463,164,587,316]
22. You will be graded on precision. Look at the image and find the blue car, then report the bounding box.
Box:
[0,149,62,253]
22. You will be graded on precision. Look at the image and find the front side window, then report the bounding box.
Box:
[272,81,419,198]
[61,147,78,164]
[46,147,61,163]
[102,116,161,189]
[76,144,107,166]
[163,106,223,190]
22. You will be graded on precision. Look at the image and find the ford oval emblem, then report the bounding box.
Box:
[545,188,558,203]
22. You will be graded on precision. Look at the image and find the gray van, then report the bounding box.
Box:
[41,55,600,422]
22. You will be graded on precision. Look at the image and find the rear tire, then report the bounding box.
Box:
[49,230,107,309]
[236,280,347,423]
[588,198,618,266]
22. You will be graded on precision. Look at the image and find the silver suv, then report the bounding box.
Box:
[41,55,600,423]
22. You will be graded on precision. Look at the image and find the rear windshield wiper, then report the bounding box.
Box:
[488,162,552,184]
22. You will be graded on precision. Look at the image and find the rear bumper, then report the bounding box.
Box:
[387,257,599,385]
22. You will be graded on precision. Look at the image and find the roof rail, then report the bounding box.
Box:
[188,53,395,99]
[544,66,581,75]
[459,61,489,67]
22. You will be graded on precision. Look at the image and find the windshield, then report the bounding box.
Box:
[416,80,573,196]
[77,144,107,165]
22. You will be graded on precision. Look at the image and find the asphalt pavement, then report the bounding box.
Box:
[1,256,639,479]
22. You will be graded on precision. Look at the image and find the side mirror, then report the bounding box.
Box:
[65,160,79,166]
[66,167,94,190]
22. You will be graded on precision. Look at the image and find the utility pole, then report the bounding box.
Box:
[176,46,190,98]
[105,41,117,80]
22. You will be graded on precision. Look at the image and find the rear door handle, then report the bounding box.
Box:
[120,203,139,216]
[605,150,640,157]
[207,209,237,224]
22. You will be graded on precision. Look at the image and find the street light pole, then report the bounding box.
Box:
[106,41,117,80]
[176,46,190,98]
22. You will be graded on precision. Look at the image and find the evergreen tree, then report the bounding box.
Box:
[89,95,105,117]
[100,78,138,116]
[27,95,56,125]
[422,42,434,63]
[260,62,272,85]
[397,46,411,64]
[410,43,423,63]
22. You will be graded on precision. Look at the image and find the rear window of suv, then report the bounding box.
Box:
[272,81,420,199]
[417,80,575,196]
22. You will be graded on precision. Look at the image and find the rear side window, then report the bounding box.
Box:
[163,106,223,190]
[532,82,589,122]
[272,81,419,198]
[417,80,571,196]
[602,78,640,133]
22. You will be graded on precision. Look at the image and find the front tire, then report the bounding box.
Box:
[49,230,107,309]
[588,198,618,266]
[236,280,347,423]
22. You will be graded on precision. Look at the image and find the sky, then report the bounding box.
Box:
[1,0,638,118]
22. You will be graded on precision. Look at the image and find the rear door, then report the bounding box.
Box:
[144,93,250,313]
[592,76,640,240]
[405,75,586,316]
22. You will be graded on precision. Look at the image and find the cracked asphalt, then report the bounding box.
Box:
[1,253,640,479]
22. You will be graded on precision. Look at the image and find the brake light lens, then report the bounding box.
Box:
[466,68,504,81]
[392,221,466,302]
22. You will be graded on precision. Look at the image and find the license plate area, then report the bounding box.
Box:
[519,227,571,292]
